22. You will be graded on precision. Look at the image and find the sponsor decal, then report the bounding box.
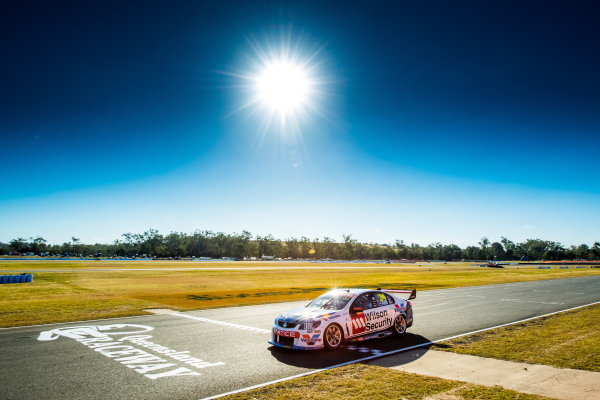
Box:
[38,324,224,380]
[365,318,392,331]
[352,309,392,335]
[320,313,340,321]
[351,313,366,335]
[364,309,388,320]
[273,328,300,338]
[300,333,320,343]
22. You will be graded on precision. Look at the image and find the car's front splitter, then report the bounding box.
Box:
[268,340,324,350]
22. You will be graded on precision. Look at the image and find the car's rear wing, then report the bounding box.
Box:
[377,288,417,300]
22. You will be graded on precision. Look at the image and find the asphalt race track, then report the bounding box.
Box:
[1,276,599,400]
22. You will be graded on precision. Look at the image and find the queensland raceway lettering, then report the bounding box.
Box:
[37,324,224,380]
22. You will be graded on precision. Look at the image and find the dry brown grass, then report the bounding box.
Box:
[437,303,600,371]
[219,364,555,400]
[1,260,598,327]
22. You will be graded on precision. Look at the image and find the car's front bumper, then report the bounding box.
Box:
[269,327,324,350]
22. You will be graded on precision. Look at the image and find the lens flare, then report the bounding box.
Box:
[256,61,310,116]
[222,30,335,137]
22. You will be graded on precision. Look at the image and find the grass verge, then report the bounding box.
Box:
[435,303,600,371]
[218,364,555,400]
[1,261,598,327]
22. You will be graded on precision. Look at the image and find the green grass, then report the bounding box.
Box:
[219,364,555,400]
[1,260,598,327]
[436,303,600,371]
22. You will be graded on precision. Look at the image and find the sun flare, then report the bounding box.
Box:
[224,31,333,134]
[256,61,310,116]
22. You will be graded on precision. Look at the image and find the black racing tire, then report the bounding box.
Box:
[323,323,343,350]
[393,314,407,335]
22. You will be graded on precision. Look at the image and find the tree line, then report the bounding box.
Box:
[1,229,599,261]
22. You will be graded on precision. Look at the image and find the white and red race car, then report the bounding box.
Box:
[269,288,415,350]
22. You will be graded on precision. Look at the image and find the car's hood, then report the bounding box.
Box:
[278,307,340,322]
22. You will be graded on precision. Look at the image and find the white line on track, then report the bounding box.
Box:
[198,300,600,400]
[168,312,270,334]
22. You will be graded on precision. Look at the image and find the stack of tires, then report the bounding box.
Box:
[0,274,33,284]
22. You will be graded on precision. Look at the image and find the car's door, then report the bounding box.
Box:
[361,292,395,332]
[375,291,398,328]
[348,293,371,336]
[349,292,394,336]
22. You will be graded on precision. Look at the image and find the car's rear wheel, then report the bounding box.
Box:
[393,314,407,335]
[324,323,343,350]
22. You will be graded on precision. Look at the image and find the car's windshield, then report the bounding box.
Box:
[306,292,355,310]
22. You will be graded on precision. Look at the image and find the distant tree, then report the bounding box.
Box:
[299,236,312,259]
[500,237,516,260]
[590,242,600,260]
[542,241,565,260]
[30,237,47,254]
[478,237,490,259]
[490,242,506,260]
[395,240,408,258]
[341,234,357,259]
[285,238,300,259]
[573,244,590,260]
[4,229,597,262]
[164,232,184,257]
[257,235,277,257]
[463,246,480,260]
[9,238,29,253]
[442,244,463,260]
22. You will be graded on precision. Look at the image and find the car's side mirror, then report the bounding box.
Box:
[351,306,363,313]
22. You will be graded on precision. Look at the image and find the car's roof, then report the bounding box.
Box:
[324,288,377,296]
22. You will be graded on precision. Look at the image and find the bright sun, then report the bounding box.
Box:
[256,61,310,116]
[224,32,328,133]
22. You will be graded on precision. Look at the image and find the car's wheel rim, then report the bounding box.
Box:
[326,325,341,347]
[395,315,406,334]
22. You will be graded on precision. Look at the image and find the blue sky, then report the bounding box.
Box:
[1,1,599,246]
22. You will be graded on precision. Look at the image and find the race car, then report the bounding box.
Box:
[269,288,415,350]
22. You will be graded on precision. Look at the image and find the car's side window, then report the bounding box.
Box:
[353,294,372,310]
[385,294,395,304]
[364,293,382,308]
[376,292,389,306]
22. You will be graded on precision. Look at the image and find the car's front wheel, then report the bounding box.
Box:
[393,314,407,335]
[324,323,343,350]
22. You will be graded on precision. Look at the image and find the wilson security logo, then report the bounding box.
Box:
[352,309,392,335]
[38,324,224,380]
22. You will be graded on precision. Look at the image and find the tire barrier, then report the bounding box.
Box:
[0,274,33,284]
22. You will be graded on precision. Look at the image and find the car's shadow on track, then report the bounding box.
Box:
[268,333,432,369]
